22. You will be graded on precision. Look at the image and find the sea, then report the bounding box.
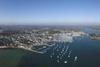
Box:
[0,28,100,67]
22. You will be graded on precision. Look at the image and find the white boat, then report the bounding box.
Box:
[64,61,67,64]
[57,60,60,63]
[68,50,72,58]
[74,56,78,62]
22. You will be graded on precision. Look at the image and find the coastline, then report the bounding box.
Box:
[0,46,44,54]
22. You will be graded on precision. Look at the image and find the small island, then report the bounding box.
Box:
[90,33,100,40]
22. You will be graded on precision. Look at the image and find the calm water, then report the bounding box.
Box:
[0,28,100,67]
[18,36,100,67]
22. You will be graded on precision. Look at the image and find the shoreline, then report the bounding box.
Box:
[0,46,44,54]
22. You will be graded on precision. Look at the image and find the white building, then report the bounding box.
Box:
[53,33,73,42]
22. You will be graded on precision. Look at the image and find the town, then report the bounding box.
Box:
[0,27,86,54]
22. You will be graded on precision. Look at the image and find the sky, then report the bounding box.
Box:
[0,0,100,25]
